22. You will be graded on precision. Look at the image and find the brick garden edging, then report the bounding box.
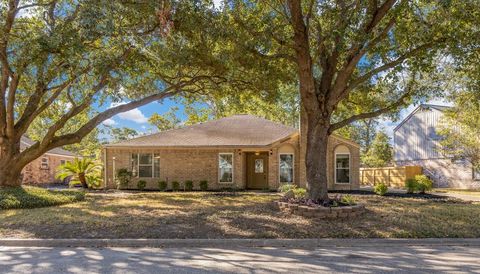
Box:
[275,201,365,218]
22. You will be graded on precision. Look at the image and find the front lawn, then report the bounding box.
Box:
[433,188,480,197]
[0,191,479,239]
[0,186,85,210]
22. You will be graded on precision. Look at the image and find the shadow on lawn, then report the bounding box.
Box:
[1,192,480,239]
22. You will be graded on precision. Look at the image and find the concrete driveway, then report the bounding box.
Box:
[2,244,480,273]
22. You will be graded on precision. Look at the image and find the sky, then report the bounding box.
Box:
[100,95,451,141]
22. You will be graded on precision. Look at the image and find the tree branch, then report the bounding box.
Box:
[329,81,415,133]
[0,0,19,137]
[345,41,439,92]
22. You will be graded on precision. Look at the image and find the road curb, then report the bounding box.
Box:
[1,238,480,248]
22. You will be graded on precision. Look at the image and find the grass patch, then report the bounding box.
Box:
[0,186,85,210]
[433,188,480,197]
[0,191,479,239]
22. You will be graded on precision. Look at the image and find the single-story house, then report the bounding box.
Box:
[394,104,480,188]
[102,114,360,190]
[20,136,78,185]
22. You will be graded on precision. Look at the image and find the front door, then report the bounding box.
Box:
[246,152,269,189]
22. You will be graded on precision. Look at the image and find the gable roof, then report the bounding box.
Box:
[105,114,298,148]
[21,136,77,157]
[393,104,452,132]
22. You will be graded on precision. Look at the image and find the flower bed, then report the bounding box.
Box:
[275,201,365,218]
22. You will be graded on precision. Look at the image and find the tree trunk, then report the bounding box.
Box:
[78,173,88,188]
[0,167,23,187]
[305,116,330,203]
[0,143,24,188]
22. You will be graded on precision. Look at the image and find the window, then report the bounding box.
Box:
[474,166,480,181]
[219,153,233,183]
[40,157,49,169]
[335,145,350,184]
[279,154,294,184]
[255,159,264,173]
[131,153,160,178]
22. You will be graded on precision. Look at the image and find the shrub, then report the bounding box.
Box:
[56,158,102,189]
[199,180,208,191]
[0,186,85,210]
[278,183,296,193]
[415,175,433,194]
[184,180,194,191]
[340,194,356,205]
[405,178,417,194]
[158,181,167,191]
[171,181,180,191]
[116,168,132,189]
[374,183,388,196]
[293,187,307,198]
[137,180,147,191]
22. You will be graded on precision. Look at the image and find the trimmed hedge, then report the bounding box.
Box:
[171,181,180,191]
[0,186,85,210]
[137,180,147,190]
[158,181,167,191]
[199,180,208,191]
[184,180,194,191]
[374,183,388,196]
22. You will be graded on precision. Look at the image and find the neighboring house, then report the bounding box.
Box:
[20,136,77,185]
[394,104,480,189]
[103,114,360,190]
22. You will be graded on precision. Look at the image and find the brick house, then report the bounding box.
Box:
[394,104,480,188]
[102,115,360,190]
[20,136,78,185]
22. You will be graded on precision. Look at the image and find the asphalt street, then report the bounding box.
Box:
[1,244,480,273]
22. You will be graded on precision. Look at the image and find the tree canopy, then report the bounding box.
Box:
[218,0,480,201]
[0,0,288,186]
[362,130,393,167]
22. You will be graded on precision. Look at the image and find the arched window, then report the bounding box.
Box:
[335,145,350,184]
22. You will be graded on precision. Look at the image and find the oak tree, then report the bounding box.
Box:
[0,1,236,187]
[223,0,479,201]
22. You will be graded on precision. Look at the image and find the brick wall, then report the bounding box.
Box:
[22,154,74,185]
[104,148,245,190]
[103,129,360,191]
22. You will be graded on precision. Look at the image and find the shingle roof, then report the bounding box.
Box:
[21,136,77,157]
[106,114,298,148]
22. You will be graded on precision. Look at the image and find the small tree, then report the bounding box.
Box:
[56,158,102,189]
[438,92,480,173]
[362,131,393,167]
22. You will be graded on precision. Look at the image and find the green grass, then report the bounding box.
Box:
[0,186,85,210]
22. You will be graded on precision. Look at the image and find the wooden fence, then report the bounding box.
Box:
[360,166,423,188]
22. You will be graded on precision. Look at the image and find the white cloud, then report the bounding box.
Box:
[110,102,149,124]
[102,118,117,126]
[212,0,223,9]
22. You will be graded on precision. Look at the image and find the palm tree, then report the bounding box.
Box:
[56,158,102,189]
